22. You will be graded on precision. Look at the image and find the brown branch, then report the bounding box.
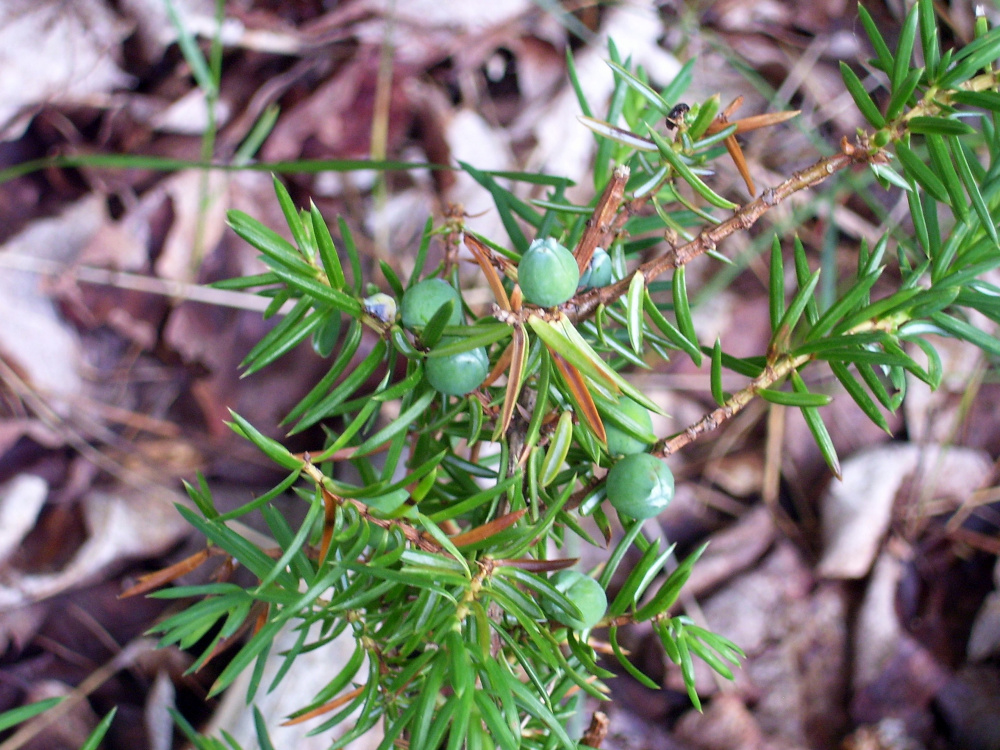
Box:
[652,306,913,456]
[653,353,809,457]
[564,352,813,513]
[566,145,876,322]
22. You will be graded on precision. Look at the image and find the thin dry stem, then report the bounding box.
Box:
[654,353,809,457]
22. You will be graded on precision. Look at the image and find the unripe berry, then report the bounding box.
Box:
[605,453,674,519]
[518,238,580,307]
[400,279,463,330]
[424,339,489,396]
[541,569,607,630]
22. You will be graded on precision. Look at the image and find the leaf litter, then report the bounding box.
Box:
[1,1,999,749]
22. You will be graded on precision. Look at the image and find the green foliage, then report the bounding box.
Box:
[0,701,118,749]
[135,0,1000,746]
[0,698,64,732]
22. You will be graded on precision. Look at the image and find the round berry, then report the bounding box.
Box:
[578,248,612,290]
[424,341,489,396]
[518,238,580,308]
[605,453,674,520]
[541,569,607,630]
[400,279,463,330]
[604,397,654,457]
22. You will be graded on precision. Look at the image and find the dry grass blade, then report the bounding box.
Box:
[0,640,157,750]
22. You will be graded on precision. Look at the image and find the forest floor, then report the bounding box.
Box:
[1,1,999,749]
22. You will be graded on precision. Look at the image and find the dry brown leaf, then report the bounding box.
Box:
[144,669,177,750]
[968,592,1000,662]
[904,332,987,445]
[702,453,765,498]
[968,557,1000,662]
[449,508,526,547]
[445,110,517,242]
[853,549,905,688]
[522,3,681,195]
[119,548,214,599]
[0,0,132,139]
[117,0,216,63]
[550,351,605,444]
[934,665,1000,750]
[0,601,47,655]
[691,542,849,747]
[282,687,365,726]
[149,88,231,135]
[674,693,765,750]
[205,623,382,750]
[0,487,191,611]
[818,444,993,579]
[154,170,231,283]
[0,198,105,406]
[0,475,47,565]
[463,233,512,311]
[376,0,532,28]
[678,504,776,603]
[18,679,100,750]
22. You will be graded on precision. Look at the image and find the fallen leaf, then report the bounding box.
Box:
[378,0,532,28]
[818,444,992,579]
[702,453,765,498]
[674,692,765,750]
[204,622,382,750]
[154,170,231,283]
[0,474,48,564]
[904,333,985,445]
[19,679,100,750]
[968,590,1000,662]
[524,3,681,193]
[0,487,191,611]
[695,542,850,747]
[853,549,905,688]
[934,665,1000,750]
[677,504,777,604]
[0,0,133,139]
[0,198,102,406]
[144,669,177,750]
[149,88,231,135]
[0,600,47,655]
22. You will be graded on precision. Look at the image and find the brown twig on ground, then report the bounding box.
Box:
[580,711,610,747]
